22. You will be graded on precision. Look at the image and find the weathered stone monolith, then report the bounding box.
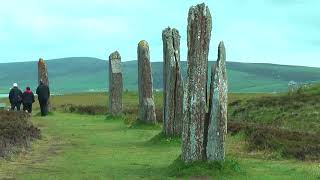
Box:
[137,40,156,124]
[108,51,123,116]
[182,3,212,162]
[206,41,228,161]
[38,58,51,112]
[162,27,184,137]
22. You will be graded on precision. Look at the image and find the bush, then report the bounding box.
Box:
[0,111,41,158]
[228,121,320,160]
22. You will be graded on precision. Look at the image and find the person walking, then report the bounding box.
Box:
[36,80,50,116]
[9,83,23,111]
[22,87,35,113]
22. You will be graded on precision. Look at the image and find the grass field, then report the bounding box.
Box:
[0,89,319,179]
[0,113,319,179]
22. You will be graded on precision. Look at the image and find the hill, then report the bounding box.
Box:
[0,57,319,93]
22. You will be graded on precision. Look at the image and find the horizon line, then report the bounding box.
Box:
[0,56,319,69]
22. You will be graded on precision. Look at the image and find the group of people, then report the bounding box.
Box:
[8,80,50,116]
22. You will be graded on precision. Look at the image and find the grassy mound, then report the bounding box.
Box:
[0,111,40,158]
[167,156,242,178]
[229,83,320,133]
[228,84,320,160]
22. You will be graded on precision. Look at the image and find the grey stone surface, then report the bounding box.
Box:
[182,3,212,162]
[38,58,51,112]
[206,41,228,161]
[162,27,184,137]
[109,51,123,116]
[137,40,156,124]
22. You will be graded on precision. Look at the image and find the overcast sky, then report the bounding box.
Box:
[0,0,319,67]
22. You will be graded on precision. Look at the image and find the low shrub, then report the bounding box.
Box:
[0,111,41,158]
[228,121,320,160]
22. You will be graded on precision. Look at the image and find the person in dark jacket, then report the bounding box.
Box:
[22,87,35,113]
[9,83,23,111]
[36,80,50,116]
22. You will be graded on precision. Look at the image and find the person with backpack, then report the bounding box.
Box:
[9,83,23,111]
[36,80,50,116]
[22,87,35,113]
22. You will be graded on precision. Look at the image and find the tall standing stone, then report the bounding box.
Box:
[38,58,51,112]
[137,40,156,124]
[162,27,184,136]
[206,41,228,161]
[108,51,123,116]
[182,3,212,162]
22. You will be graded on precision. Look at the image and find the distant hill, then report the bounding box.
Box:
[0,57,319,93]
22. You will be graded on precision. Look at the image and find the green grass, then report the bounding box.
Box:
[0,88,320,179]
[0,111,319,179]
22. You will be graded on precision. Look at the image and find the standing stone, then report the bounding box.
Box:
[38,58,51,112]
[162,27,184,136]
[137,40,156,123]
[108,51,123,116]
[182,3,212,162]
[206,41,228,161]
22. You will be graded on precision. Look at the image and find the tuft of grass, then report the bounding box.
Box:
[147,132,181,145]
[167,156,243,178]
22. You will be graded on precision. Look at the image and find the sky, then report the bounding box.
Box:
[0,0,319,67]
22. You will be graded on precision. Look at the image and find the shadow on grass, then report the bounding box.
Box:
[105,114,125,120]
[34,111,55,117]
[59,104,107,115]
[167,156,244,178]
[126,120,161,130]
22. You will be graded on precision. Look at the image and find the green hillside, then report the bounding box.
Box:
[0,57,319,93]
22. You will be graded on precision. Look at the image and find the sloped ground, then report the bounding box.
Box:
[229,83,320,133]
[229,83,320,160]
[0,111,40,158]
